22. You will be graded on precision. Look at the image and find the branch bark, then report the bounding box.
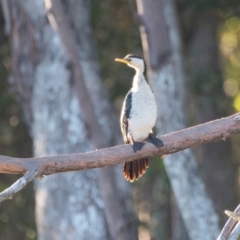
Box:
[227,223,240,240]
[0,170,39,202]
[0,113,240,202]
[217,205,240,240]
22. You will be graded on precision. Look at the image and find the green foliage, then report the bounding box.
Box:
[220,17,240,111]
[0,180,36,240]
[188,0,240,15]
[90,0,142,104]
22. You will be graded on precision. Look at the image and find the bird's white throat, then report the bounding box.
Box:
[132,70,146,88]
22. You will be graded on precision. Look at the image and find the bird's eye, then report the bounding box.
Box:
[124,57,131,62]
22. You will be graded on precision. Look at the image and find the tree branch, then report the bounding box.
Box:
[0,170,39,202]
[1,113,240,176]
[227,222,240,240]
[0,113,240,202]
[225,211,240,222]
[217,205,240,240]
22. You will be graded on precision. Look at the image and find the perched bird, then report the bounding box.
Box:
[115,54,164,182]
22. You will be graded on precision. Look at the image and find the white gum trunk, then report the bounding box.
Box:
[136,0,220,239]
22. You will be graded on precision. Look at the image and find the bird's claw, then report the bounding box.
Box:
[132,141,145,153]
[147,134,164,148]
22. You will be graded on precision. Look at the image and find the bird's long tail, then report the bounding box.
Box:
[123,158,149,182]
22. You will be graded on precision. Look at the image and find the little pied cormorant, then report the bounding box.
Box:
[115,54,164,182]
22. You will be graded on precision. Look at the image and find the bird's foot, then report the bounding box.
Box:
[147,134,164,148]
[132,141,145,153]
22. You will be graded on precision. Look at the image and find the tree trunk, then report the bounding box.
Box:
[187,12,237,226]
[135,0,220,239]
[4,0,138,239]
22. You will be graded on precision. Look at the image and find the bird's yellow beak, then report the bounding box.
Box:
[115,58,131,65]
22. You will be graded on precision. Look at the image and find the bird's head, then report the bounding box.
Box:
[115,54,146,75]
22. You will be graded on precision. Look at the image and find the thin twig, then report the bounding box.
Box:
[227,222,240,240]
[225,211,240,222]
[217,205,240,240]
[0,170,39,203]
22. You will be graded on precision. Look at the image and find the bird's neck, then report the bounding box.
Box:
[132,69,147,88]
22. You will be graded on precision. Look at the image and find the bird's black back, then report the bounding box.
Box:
[121,90,132,143]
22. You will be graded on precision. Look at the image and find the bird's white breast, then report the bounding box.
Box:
[128,82,157,142]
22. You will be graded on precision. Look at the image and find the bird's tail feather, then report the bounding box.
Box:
[123,158,149,182]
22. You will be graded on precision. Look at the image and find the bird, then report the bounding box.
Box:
[115,54,164,182]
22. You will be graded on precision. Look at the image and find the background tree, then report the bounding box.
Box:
[1,0,138,239]
[135,0,222,239]
[183,2,238,227]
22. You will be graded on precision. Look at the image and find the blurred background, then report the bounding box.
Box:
[0,0,240,239]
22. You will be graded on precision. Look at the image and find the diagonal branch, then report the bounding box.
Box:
[0,113,240,203]
[0,113,240,176]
